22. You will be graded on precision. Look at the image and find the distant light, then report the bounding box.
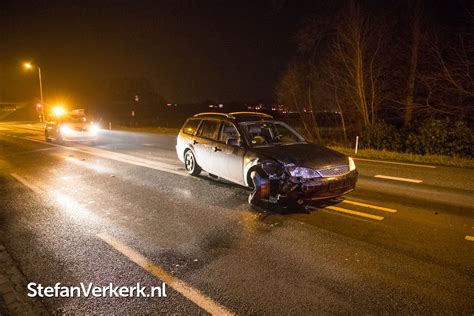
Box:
[36,103,42,108]
[23,62,32,70]
[52,106,66,116]
[218,104,224,108]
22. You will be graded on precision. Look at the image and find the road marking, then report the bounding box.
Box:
[342,200,397,213]
[374,175,423,183]
[324,205,384,221]
[465,236,474,242]
[13,134,186,177]
[97,233,233,315]
[354,158,436,169]
[10,173,43,194]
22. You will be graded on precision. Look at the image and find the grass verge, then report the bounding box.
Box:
[108,125,473,168]
[330,146,474,168]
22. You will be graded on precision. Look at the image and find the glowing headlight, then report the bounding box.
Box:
[287,166,320,178]
[89,124,99,134]
[348,157,356,171]
[60,125,72,135]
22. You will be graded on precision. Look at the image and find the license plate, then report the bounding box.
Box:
[329,179,351,191]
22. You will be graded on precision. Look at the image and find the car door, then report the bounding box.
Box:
[194,119,221,173]
[213,121,245,184]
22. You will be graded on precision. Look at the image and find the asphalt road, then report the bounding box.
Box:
[0,122,473,314]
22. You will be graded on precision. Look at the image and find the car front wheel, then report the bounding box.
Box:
[184,150,201,176]
[44,131,51,142]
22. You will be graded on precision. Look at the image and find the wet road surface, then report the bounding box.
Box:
[0,122,473,314]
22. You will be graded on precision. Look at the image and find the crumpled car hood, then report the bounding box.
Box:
[250,143,349,170]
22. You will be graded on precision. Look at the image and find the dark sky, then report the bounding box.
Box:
[0,0,323,105]
[1,0,469,106]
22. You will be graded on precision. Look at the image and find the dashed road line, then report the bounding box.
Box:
[342,200,397,213]
[465,236,474,242]
[10,173,43,194]
[323,205,384,221]
[97,232,234,315]
[354,158,436,168]
[374,175,423,183]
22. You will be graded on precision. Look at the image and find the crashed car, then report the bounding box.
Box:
[176,112,358,206]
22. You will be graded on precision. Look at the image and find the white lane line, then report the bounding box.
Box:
[141,143,156,147]
[10,173,43,194]
[15,135,185,177]
[342,200,397,213]
[355,158,436,169]
[374,175,423,183]
[98,233,234,315]
[465,236,474,242]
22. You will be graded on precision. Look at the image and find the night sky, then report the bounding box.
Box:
[0,0,324,105]
[0,0,469,106]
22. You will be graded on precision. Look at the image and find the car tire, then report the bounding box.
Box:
[184,150,201,176]
[45,131,51,142]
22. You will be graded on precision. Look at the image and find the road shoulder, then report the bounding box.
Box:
[0,242,48,315]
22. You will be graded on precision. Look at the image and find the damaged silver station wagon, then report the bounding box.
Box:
[176,112,358,206]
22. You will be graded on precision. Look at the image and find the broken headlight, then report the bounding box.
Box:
[286,166,321,179]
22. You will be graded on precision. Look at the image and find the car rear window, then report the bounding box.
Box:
[198,120,220,140]
[182,119,201,135]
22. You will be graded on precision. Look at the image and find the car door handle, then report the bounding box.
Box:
[213,146,222,152]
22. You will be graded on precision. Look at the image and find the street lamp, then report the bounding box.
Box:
[23,62,44,122]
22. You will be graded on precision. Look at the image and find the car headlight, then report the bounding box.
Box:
[287,166,321,178]
[89,124,99,134]
[348,157,356,171]
[60,125,72,135]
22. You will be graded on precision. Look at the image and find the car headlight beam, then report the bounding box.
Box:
[60,125,72,135]
[89,124,99,134]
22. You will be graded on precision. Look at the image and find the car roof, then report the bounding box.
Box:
[192,112,273,123]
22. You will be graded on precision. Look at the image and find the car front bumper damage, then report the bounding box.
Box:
[249,168,358,206]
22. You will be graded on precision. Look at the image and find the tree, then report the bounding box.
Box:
[327,1,385,128]
[403,0,423,127]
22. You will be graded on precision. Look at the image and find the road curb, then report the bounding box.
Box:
[0,243,48,315]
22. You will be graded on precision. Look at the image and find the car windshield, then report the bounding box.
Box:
[239,121,305,147]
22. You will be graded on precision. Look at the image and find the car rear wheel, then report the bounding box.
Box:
[184,150,201,176]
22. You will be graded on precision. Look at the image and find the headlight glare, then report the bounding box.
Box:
[89,124,99,134]
[60,125,72,135]
[349,157,356,171]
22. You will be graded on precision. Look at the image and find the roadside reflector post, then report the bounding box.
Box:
[109,122,112,130]
[355,136,359,154]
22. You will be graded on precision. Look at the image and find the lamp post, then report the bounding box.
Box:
[23,62,44,122]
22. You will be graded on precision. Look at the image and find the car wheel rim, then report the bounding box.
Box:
[185,153,194,171]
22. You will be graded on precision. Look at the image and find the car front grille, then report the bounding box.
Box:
[317,165,350,177]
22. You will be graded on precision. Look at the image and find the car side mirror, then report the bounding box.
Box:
[226,138,241,147]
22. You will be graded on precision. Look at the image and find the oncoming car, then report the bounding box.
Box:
[176,112,358,206]
[45,110,100,143]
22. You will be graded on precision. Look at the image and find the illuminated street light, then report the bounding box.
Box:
[23,61,44,122]
[52,105,66,116]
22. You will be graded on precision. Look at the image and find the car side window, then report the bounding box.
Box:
[182,119,201,135]
[219,122,239,143]
[198,120,220,140]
